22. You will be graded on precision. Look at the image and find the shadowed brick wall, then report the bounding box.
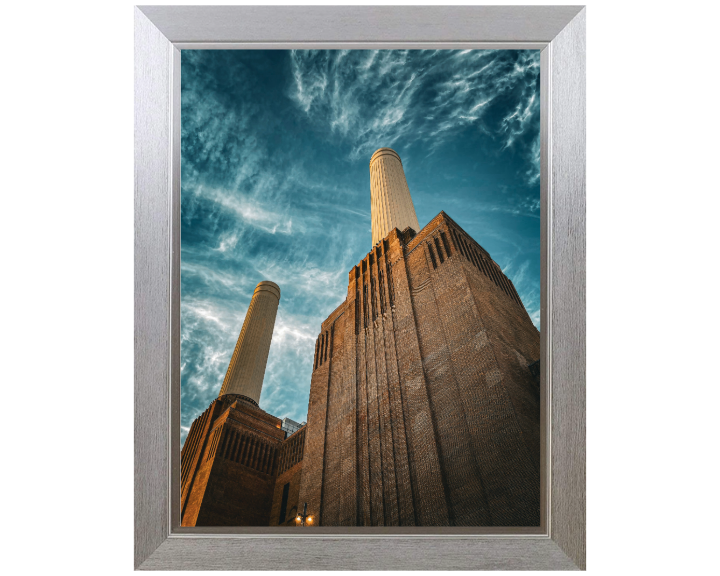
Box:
[181,395,310,527]
[269,427,306,526]
[180,394,286,526]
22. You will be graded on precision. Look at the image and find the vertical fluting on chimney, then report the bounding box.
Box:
[219,281,281,403]
[369,148,420,246]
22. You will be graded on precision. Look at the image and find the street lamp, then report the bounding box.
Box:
[296,502,313,526]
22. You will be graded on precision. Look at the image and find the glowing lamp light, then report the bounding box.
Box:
[297,502,312,527]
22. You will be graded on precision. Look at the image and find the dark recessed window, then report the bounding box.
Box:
[279,482,290,524]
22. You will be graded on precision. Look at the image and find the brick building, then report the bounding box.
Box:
[280,417,306,438]
[180,393,286,526]
[299,212,540,527]
[180,149,540,527]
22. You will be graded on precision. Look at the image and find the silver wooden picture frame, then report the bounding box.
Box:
[135,5,585,570]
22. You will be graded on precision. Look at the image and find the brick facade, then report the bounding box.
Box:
[298,212,540,527]
[180,394,286,526]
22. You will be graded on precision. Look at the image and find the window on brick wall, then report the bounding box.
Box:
[279,482,290,524]
[355,290,360,334]
[434,237,445,263]
[440,231,452,256]
[427,243,438,269]
[378,268,386,315]
[363,283,369,327]
[387,264,395,306]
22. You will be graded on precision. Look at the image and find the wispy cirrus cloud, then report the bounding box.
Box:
[289,50,540,170]
[180,49,541,444]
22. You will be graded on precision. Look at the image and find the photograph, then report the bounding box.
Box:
[179,48,542,527]
[28,1,720,573]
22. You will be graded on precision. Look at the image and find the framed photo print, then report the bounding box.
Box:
[135,5,585,570]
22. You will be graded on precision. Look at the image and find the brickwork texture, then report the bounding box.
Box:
[299,211,540,527]
[180,394,286,526]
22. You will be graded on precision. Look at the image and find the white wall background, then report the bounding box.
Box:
[1,0,717,573]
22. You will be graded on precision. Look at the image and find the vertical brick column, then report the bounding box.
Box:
[297,340,331,525]
[384,229,450,525]
[339,276,358,525]
[370,248,401,525]
[361,256,386,525]
[379,241,416,525]
[354,264,372,524]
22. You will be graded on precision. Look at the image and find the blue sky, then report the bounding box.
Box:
[180,49,541,445]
